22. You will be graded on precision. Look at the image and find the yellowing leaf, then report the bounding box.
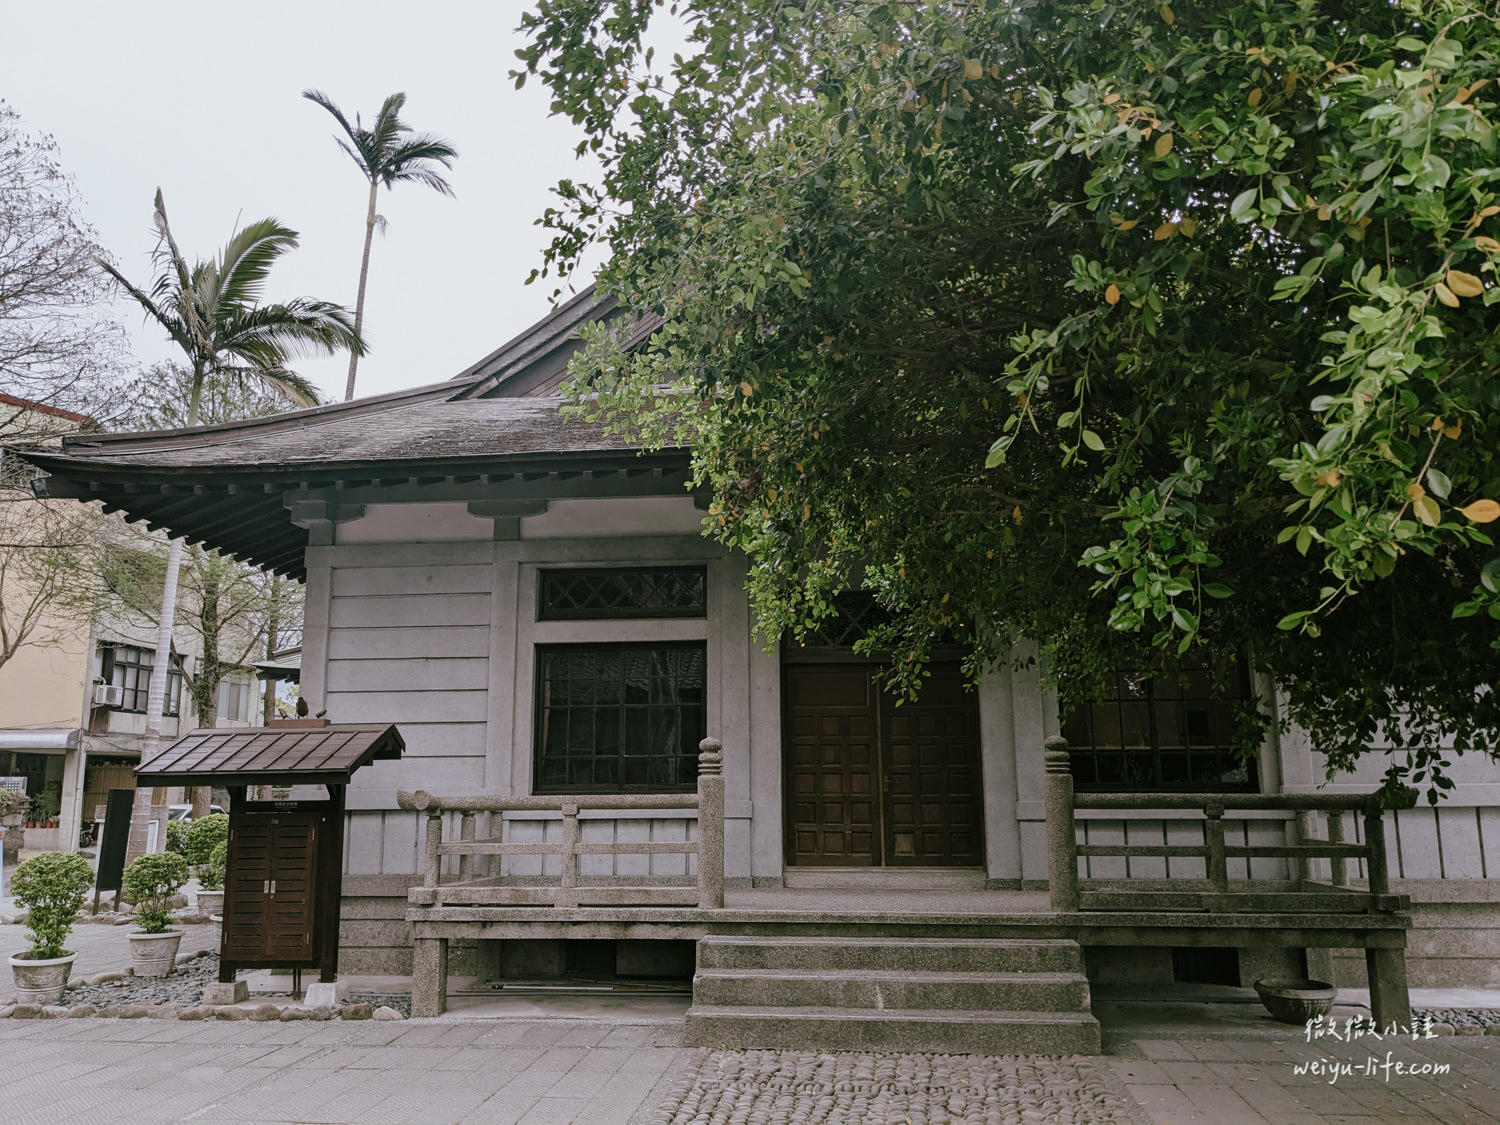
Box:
[964,58,983,80]
[1435,282,1460,307]
[1283,71,1298,96]
[766,488,778,502]
[1103,92,1121,105]
[1475,236,1500,254]
[1154,132,1174,158]
[1178,217,1197,237]
[1104,284,1121,305]
[1447,269,1484,297]
[1432,416,1446,432]
[1460,499,1500,523]
[1317,203,1333,221]
[1414,495,1441,527]
[1444,419,1463,440]
[802,504,811,520]
[1317,469,1342,488]
[1115,218,1140,231]
[1248,87,1264,107]
[740,381,754,396]
[1406,482,1427,501]
[1012,505,1023,522]
[1153,221,1178,240]
[1159,3,1174,25]
[1482,206,1500,218]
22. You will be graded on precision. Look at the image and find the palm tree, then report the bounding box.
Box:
[303,89,458,401]
[102,190,363,850]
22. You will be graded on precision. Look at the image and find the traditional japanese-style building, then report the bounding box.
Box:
[13,288,1498,1049]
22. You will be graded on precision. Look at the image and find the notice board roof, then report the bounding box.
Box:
[135,724,404,787]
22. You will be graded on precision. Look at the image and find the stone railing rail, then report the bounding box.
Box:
[1042,736,1402,915]
[397,738,725,911]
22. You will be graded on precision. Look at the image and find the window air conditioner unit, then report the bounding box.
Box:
[93,684,125,708]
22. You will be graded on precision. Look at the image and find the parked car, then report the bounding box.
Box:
[166,803,226,822]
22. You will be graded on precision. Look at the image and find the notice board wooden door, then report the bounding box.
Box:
[783,662,982,867]
[222,810,319,964]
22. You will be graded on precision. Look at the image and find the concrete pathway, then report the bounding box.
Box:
[0,1016,693,1125]
[1099,997,1500,1123]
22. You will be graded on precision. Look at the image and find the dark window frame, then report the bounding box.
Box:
[533,641,706,795]
[1062,660,1257,793]
[537,566,708,622]
[106,644,183,717]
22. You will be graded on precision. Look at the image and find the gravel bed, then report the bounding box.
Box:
[647,1050,1142,1125]
[1413,1007,1500,1029]
[51,952,411,1017]
[62,949,218,1009]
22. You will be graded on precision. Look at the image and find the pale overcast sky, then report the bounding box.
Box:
[2,0,616,407]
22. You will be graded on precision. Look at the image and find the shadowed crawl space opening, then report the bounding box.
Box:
[478,939,696,993]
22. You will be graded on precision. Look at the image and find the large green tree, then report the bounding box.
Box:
[518,0,1500,798]
[302,89,458,402]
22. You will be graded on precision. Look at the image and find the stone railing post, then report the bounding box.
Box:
[423,811,443,888]
[559,803,580,908]
[1044,736,1079,912]
[458,812,476,881]
[1204,800,1229,897]
[697,738,725,910]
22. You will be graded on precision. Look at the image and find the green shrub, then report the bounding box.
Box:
[121,852,188,934]
[165,818,189,855]
[10,851,94,959]
[184,812,228,864]
[198,840,227,892]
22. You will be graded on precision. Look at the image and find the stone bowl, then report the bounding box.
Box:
[1254,978,1337,1025]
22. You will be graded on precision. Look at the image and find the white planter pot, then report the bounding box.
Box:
[9,951,76,1005]
[128,929,184,977]
[197,890,224,916]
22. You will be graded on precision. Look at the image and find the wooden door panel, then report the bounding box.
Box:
[784,666,882,865]
[881,665,983,866]
[222,814,319,964]
[266,821,316,961]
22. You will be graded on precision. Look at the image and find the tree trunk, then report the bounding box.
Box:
[128,365,203,860]
[344,179,379,402]
[126,535,183,862]
[262,575,281,725]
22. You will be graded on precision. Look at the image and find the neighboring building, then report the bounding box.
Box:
[13,288,1499,997]
[0,395,263,853]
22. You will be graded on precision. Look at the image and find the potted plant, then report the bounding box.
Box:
[8,851,94,1004]
[197,839,227,916]
[29,791,60,828]
[121,851,189,977]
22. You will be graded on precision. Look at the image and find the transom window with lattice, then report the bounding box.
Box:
[538,567,707,621]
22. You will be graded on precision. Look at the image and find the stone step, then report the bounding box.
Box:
[692,967,1091,1012]
[683,1004,1102,1055]
[697,935,1084,974]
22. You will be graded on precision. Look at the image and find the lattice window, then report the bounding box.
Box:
[801,592,893,648]
[534,643,705,793]
[538,567,707,620]
[1062,659,1255,792]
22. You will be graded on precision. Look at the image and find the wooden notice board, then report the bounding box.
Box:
[218,788,346,984]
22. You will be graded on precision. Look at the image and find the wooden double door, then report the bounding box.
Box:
[222,809,319,964]
[783,662,984,866]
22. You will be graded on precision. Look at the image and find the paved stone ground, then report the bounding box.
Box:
[4,1013,1498,1123]
[1106,1027,1500,1123]
[643,1049,1144,1124]
[0,1016,693,1124]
